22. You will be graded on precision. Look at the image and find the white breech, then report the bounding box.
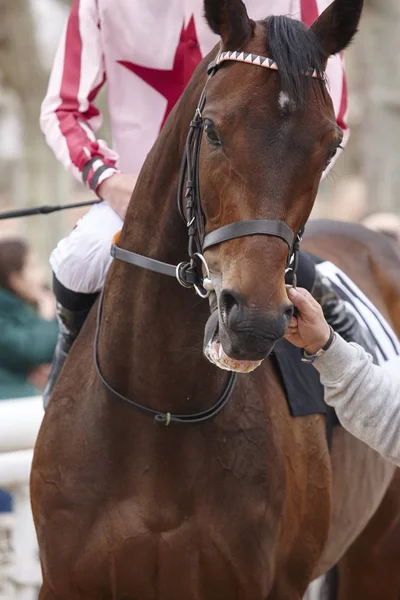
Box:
[50,201,123,294]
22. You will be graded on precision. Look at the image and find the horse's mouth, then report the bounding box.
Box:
[203,310,263,374]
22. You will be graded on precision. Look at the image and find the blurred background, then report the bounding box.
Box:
[0,0,399,270]
[0,0,109,269]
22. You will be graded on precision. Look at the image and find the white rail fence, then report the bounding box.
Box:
[0,396,324,600]
[0,397,43,600]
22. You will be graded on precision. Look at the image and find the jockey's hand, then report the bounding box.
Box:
[284,287,332,354]
[98,173,138,220]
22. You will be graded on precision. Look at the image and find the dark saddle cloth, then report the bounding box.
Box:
[271,339,339,448]
[271,323,338,449]
[272,340,327,418]
[272,340,337,449]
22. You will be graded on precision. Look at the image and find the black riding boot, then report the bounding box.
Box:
[43,277,97,408]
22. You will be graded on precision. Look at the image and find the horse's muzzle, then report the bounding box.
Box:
[218,288,292,360]
[203,290,293,373]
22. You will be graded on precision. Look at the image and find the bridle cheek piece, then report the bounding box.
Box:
[96,51,325,425]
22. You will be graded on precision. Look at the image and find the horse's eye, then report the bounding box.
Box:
[204,119,221,147]
[325,149,337,166]
[325,143,342,169]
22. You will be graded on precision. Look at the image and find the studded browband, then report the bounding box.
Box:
[207,50,325,80]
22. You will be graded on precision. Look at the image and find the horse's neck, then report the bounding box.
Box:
[99,70,226,413]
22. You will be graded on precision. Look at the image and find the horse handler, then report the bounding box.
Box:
[285,286,400,467]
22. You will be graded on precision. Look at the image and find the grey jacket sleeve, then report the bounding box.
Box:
[314,334,400,466]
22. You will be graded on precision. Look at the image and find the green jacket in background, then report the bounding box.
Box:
[0,287,58,400]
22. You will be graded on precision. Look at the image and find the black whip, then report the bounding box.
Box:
[0,199,102,220]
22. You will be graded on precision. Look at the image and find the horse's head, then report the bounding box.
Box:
[199,0,363,372]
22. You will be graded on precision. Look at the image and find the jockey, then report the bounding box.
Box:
[40,0,370,405]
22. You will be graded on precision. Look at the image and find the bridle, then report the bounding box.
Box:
[95,50,326,425]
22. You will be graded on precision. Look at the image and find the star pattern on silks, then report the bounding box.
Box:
[117,17,202,129]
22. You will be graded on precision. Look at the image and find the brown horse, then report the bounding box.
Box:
[31,0,400,598]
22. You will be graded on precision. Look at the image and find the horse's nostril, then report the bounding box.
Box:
[223,292,239,314]
[220,289,242,326]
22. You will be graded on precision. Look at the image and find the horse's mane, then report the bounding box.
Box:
[263,15,325,107]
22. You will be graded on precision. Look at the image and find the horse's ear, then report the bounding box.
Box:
[311,0,363,58]
[204,0,254,49]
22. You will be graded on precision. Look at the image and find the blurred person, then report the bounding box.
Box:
[0,238,58,400]
[41,0,368,405]
[0,238,58,513]
[362,212,400,243]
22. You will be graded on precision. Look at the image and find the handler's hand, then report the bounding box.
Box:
[97,173,138,220]
[285,287,332,354]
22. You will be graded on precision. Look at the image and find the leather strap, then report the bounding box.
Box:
[301,326,335,363]
[111,244,176,278]
[202,219,294,252]
[94,287,237,425]
[322,325,335,351]
[90,164,114,191]
[111,244,199,286]
[82,156,100,185]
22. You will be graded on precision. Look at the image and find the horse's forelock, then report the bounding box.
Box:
[263,16,325,109]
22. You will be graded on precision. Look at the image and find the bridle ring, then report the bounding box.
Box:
[176,262,193,288]
[193,252,212,299]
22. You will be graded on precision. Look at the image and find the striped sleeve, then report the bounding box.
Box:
[40,0,119,192]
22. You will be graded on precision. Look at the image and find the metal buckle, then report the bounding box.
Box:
[294,232,302,249]
[285,267,297,288]
[175,262,193,288]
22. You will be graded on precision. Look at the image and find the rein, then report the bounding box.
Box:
[96,50,325,425]
[94,287,237,425]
